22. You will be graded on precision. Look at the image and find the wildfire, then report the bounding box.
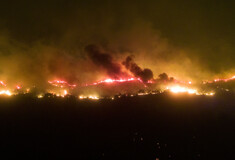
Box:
[48,80,76,88]
[37,94,44,98]
[79,95,99,100]
[0,73,227,100]
[93,78,140,85]
[85,77,147,86]
[166,85,215,96]
[204,75,235,84]
[204,92,215,96]
[0,90,12,96]
[0,81,6,87]
[47,89,68,98]
[16,85,22,90]
[167,86,197,94]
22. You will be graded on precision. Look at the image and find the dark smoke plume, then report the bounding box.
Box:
[158,73,174,82]
[122,56,153,82]
[85,44,127,78]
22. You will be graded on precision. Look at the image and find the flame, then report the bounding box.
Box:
[138,92,149,96]
[46,89,68,98]
[204,75,235,83]
[166,85,215,96]
[86,77,145,86]
[0,81,6,86]
[37,94,44,98]
[79,95,99,100]
[167,86,197,94]
[0,74,225,100]
[0,90,12,96]
[16,85,22,90]
[88,96,99,100]
[204,92,215,96]
[48,80,76,88]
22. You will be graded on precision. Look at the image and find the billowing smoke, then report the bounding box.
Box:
[85,44,128,79]
[157,73,174,82]
[122,56,153,82]
[0,0,231,88]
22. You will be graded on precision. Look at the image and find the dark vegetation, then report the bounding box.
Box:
[0,93,234,159]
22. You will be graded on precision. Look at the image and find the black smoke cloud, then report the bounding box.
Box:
[85,45,154,82]
[157,73,174,82]
[85,44,128,79]
[123,56,153,82]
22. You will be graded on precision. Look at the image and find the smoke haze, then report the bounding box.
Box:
[0,0,234,87]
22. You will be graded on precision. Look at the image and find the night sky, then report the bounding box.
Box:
[0,0,234,85]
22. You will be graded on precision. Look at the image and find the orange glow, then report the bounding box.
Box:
[79,95,99,100]
[0,90,12,96]
[48,80,76,88]
[204,75,235,83]
[167,86,197,94]
[16,85,22,90]
[37,94,43,98]
[0,81,6,86]
[85,77,147,86]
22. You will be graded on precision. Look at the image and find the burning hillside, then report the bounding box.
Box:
[0,45,235,99]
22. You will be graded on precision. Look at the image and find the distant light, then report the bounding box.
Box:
[37,94,43,98]
[88,96,99,100]
[205,92,214,96]
[79,95,84,99]
[78,95,99,100]
[138,93,149,96]
[16,85,21,90]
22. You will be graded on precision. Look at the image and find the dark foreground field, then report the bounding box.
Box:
[0,93,234,159]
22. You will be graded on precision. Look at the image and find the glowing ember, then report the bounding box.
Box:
[79,95,85,99]
[48,80,76,88]
[37,94,44,98]
[46,89,68,98]
[89,96,99,100]
[0,90,12,96]
[16,85,22,90]
[147,80,154,83]
[138,92,149,96]
[0,81,6,87]
[79,95,99,100]
[204,92,215,96]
